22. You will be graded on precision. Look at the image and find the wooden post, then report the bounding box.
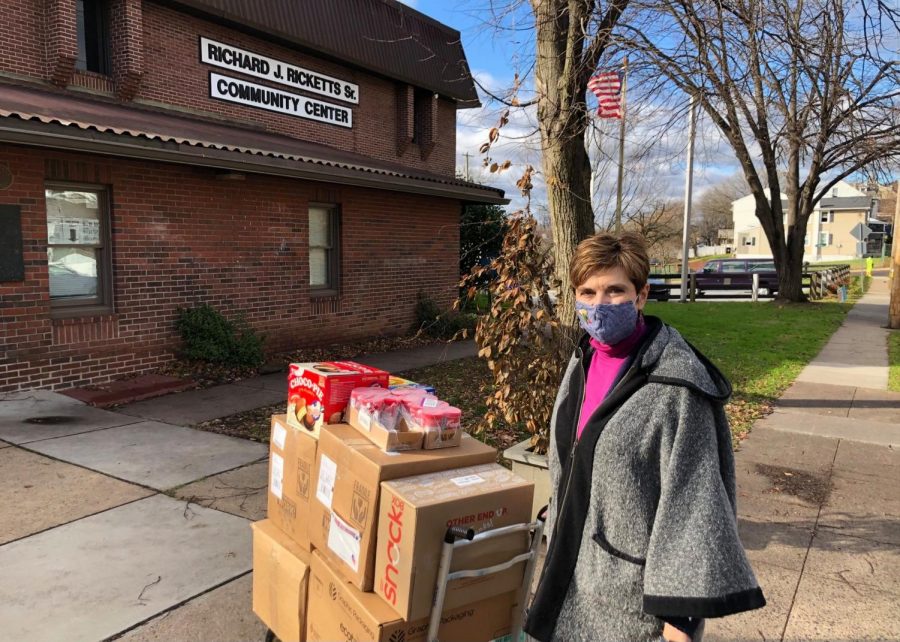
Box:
[890,179,900,328]
[689,272,696,303]
[752,273,759,302]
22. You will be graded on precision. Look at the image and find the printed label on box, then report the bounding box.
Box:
[270,453,284,500]
[272,423,287,450]
[451,474,485,487]
[422,397,439,408]
[328,512,361,572]
[358,409,372,431]
[316,454,338,508]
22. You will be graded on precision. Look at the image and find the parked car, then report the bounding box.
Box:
[694,258,778,296]
[648,277,671,302]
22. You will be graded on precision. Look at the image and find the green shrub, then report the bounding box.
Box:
[175,304,265,368]
[414,292,476,339]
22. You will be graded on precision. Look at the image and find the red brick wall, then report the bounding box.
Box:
[0,0,458,176]
[0,146,460,392]
[0,0,47,80]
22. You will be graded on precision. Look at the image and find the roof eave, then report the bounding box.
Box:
[0,119,508,205]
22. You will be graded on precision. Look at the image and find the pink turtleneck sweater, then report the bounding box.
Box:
[576,318,647,440]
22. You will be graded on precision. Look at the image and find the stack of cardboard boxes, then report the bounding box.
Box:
[251,363,535,642]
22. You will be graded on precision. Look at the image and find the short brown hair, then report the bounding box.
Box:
[569,232,650,291]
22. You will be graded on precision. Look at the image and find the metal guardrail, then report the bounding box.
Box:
[806,264,851,300]
[649,263,851,301]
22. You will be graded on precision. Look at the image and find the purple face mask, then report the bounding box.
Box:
[575,300,638,345]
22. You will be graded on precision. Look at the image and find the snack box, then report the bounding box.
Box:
[375,463,534,621]
[346,403,424,452]
[310,424,497,591]
[307,551,520,642]
[348,387,463,451]
[286,361,389,439]
[388,375,436,394]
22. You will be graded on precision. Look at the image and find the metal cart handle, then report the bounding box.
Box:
[444,526,475,544]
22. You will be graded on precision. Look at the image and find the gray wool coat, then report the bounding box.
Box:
[524,317,765,642]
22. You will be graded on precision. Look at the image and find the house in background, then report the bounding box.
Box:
[0,0,506,392]
[731,181,879,261]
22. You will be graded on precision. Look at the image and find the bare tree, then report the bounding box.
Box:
[621,199,684,255]
[621,0,900,301]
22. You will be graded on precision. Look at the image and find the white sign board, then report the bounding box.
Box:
[209,72,352,128]
[200,37,359,104]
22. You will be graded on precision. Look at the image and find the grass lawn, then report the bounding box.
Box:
[645,300,851,440]
[889,331,900,393]
[400,298,855,450]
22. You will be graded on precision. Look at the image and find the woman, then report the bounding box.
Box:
[524,233,765,642]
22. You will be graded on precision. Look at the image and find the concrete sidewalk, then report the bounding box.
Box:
[115,339,477,425]
[0,338,477,641]
[705,275,900,642]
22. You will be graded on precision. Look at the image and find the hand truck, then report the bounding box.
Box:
[427,511,545,642]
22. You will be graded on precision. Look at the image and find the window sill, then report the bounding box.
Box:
[310,289,340,300]
[50,305,115,321]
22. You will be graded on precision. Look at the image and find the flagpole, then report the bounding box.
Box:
[614,57,628,232]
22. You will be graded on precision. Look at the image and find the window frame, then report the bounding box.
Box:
[45,182,114,318]
[412,88,430,144]
[75,0,111,75]
[308,202,341,297]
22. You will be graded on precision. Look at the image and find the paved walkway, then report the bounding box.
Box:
[116,339,477,425]
[0,339,475,641]
[705,275,900,642]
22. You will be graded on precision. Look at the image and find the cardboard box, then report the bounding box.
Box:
[310,424,497,591]
[268,414,318,551]
[287,362,389,439]
[420,420,462,450]
[307,551,519,642]
[252,519,311,642]
[346,403,424,452]
[375,463,534,621]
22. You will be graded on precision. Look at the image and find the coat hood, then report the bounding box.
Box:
[639,316,732,402]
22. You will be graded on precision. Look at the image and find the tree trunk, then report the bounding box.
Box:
[543,131,595,326]
[532,0,596,327]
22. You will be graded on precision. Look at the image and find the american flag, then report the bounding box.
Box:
[588,72,623,119]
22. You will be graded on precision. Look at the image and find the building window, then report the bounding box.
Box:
[819,232,833,247]
[412,88,430,144]
[309,204,340,293]
[820,211,834,223]
[45,185,113,314]
[76,0,111,75]
[740,235,756,247]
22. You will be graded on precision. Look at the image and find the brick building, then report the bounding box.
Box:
[0,0,505,392]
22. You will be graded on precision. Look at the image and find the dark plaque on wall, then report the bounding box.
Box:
[0,205,25,282]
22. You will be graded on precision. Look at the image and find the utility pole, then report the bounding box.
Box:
[679,95,697,303]
[889,179,900,328]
